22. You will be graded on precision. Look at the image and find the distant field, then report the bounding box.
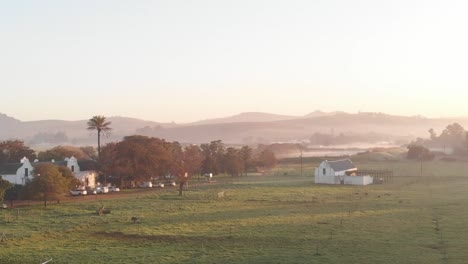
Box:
[1,160,468,264]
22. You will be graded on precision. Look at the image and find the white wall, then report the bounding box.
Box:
[75,171,97,188]
[66,157,81,174]
[344,175,373,186]
[65,156,97,188]
[315,161,338,184]
[1,158,34,185]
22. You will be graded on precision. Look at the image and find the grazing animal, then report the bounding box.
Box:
[131,217,140,223]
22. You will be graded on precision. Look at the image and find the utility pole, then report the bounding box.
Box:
[300,149,303,177]
[420,158,423,177]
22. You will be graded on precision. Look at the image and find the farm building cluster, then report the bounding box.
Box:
[0,157,98,188]
[314,159,374,186]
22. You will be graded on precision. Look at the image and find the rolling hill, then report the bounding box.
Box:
[1,112,467,146]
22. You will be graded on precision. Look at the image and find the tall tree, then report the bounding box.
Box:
[439,123,465,147]
[239,146,253,176]
[80,146,98,160]
[24,164,70,207]
[100,142,120,185]
[428,128,437,140]
[407,144,434,161]
[0,140,36,163]
[183,145,204,176]
[168,141,184,176]
[87,115,112,161]
[0,177,13,204]
[57,166,81,189]
[224,147,242,177]
[256,149,277,171]
[101,136,172,185]
[466,132,468,151]
[200,140,225,175]
[38,145,88,161]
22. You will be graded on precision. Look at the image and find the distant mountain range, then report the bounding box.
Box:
[1,112,467,147]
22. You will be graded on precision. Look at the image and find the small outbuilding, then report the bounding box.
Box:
[314,159,372,185]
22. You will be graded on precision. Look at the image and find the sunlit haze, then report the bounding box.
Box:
[1,0,467,122]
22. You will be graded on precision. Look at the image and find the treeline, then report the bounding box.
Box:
[411,123,468,155]
[28,132,69,145]
[0,137,277,184]
[100,136,277,187]
[0,140,97,163]
[309,132,390,146]
[0,137,278,205]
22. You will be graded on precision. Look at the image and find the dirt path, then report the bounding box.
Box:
[5,181,220,208]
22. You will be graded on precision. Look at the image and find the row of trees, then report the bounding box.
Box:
[309,132,389,146]
[1,164,78,207]
[100,136,277,187]
[406,144,435,161]
[1,115,278,203]
[412,123,468,155]
[407,123,468,160]
[0,140,97,163]
[22,164,80,207]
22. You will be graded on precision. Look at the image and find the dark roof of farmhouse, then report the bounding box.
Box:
[78,160,98,171]
[0,163,23,175]
[34,160,98,171]
[327,159,356,172]
[53,161,68,166]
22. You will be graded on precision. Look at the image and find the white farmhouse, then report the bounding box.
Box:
[54,157,98,188]
[0,156,98,188]
[0,157,34,185]
[314,159,373,185]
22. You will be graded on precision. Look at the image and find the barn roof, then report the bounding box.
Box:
[327,159,356,172]
[0,163,23,175]
[77,160,98,171]
[53,161,68,166]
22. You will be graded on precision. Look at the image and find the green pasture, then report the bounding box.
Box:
[1,160,468,264]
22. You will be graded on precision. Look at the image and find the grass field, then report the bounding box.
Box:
[1,160,468,264]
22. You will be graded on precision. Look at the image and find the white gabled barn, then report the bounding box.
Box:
[314,159,373,185]
[0,156,98,188]
[0,157,34,185]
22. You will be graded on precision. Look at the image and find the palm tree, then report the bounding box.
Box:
[87,115,112,161]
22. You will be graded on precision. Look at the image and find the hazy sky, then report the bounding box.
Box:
[1,0,467,123]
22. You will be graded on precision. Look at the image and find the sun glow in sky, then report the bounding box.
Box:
[1,0,467,122]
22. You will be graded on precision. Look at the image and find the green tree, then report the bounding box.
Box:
[87,115,112,161]
[183,145,204,176]
[466,132,468,151]
[407,144,434,161]
[0,140,36,163]
[37,145,88,161]
[224,147,242,177]
[100,142,121,186]
[102,136,172,185]
[439,123,465,148]
[239,145,253,176]
[168,141,184,176]
[200,140,225,175]
[25,164,70,207]
[80,146,97,160]
[428,128,437,140]
[57,166,81,189]
[178,172,190,196]
[0,177,13,204]
[256,149,277,171]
